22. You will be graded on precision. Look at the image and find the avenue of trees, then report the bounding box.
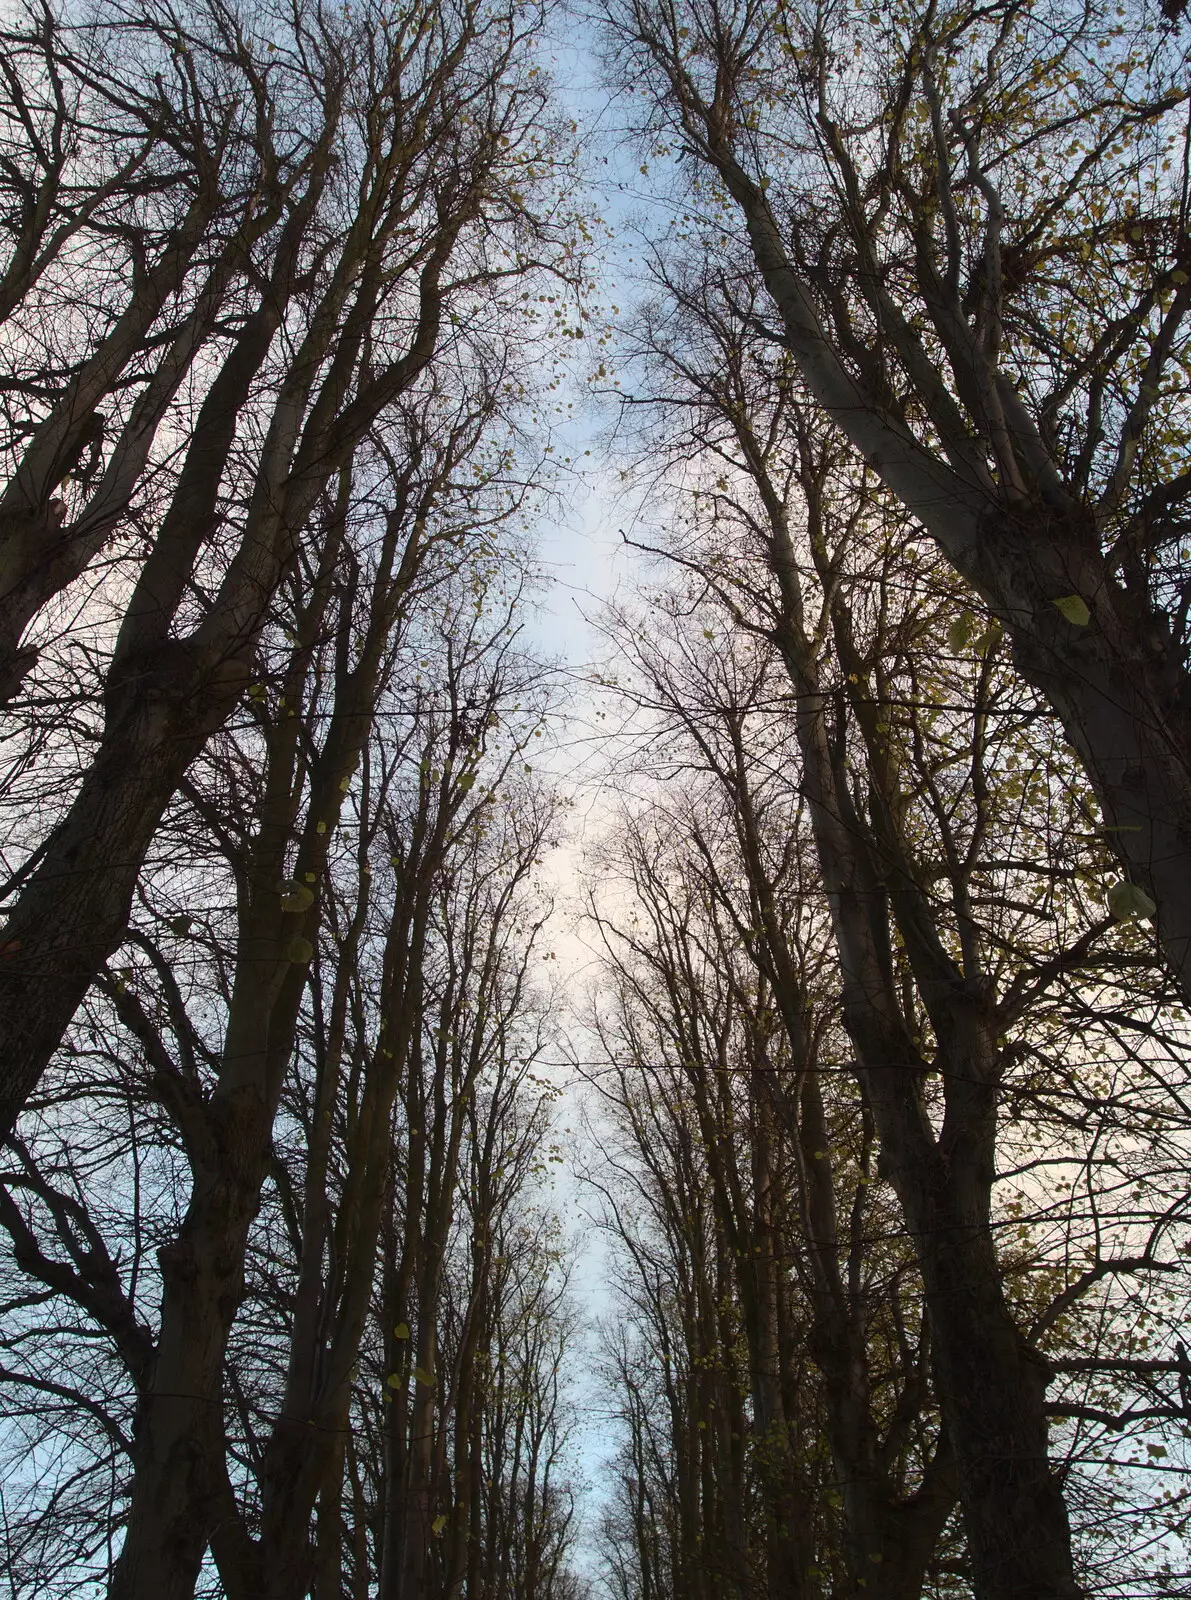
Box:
[0,0,1189,1598]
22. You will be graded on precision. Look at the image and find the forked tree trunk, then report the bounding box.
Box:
[791,674,1081,1600]
[109,1099,276,1600]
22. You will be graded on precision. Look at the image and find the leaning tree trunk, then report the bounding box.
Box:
[696,132,1191,1008]
[0,643,247,1139]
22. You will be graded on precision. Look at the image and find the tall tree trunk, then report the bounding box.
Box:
[744,1109,819,1600]
[0,648,244,1141]
[701,388,1084,1598]
[793,680,1080,1600]
[722,731,957,1598]
[109,1097,274,1600]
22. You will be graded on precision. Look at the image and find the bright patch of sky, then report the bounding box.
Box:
[510,19,647,1551]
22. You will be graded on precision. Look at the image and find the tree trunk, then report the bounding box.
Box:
[719,160,1191,1003]
[0,646,243,1142]
[109,1099,272,1600]
[796,696,1080,1600]
[724,732,956,1599]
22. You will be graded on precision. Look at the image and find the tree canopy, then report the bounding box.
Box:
[0,2,1189,1598]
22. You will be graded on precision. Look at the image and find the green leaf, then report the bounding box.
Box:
[1107,880,1156,922]
[279,880,314,914]
[947,610,974,652]
[431,1514,448,1536]
[394,1322,410,1340]
[1052,594,1090,626]
[285,935,314,963]
[413,1365,435,1387]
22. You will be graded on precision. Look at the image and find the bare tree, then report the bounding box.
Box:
[0,0,583,1140]
[0,302,579,1599]
[584,270,1191,1593]
[585,769,958,1600]
[598,0,1191,1002]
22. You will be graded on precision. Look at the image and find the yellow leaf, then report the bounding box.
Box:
[947,611,975,652]
[1052,595,1090,626]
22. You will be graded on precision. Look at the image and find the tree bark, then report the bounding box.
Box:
[743,193,1191,1003]
[0,643,246,1142]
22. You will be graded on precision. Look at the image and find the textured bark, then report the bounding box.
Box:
[109,1098,275,1600]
